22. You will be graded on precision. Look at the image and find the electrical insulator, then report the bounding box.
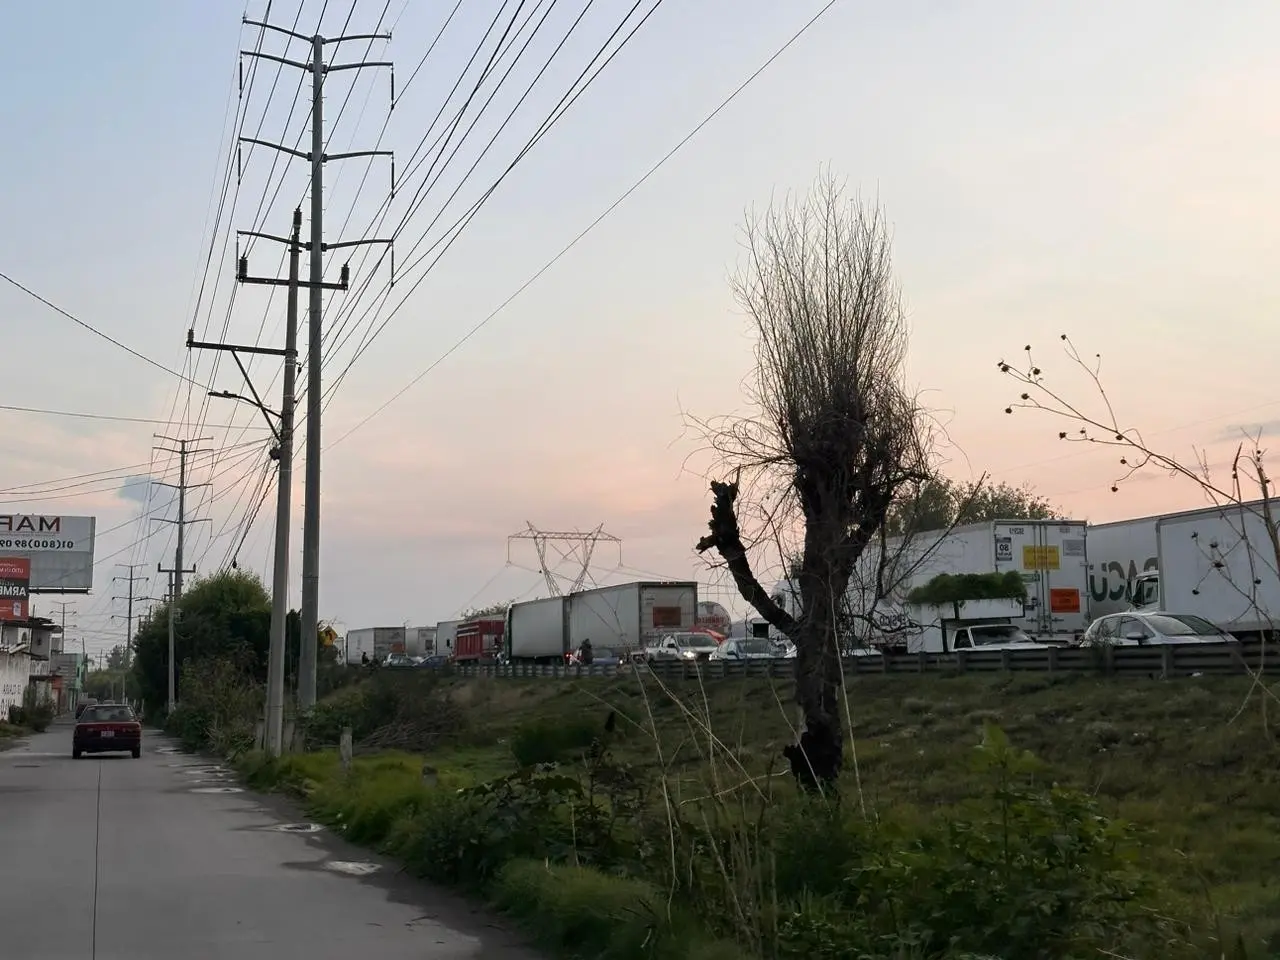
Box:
[340,262,350,288]
[238,255,248,281]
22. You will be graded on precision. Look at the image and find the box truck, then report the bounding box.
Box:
[771,519,1092,651]
[1129,501,1280,639]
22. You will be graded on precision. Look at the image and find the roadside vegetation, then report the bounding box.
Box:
[161,663,1279,959]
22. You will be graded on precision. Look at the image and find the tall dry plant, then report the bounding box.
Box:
[695,173,932,788]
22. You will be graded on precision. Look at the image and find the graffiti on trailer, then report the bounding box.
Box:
[865,610,923,636]
[1090,557,1158,603]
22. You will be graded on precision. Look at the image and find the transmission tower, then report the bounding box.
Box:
[507,523,621,596]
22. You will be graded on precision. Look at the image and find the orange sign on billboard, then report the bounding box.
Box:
[1049,587,1080,615]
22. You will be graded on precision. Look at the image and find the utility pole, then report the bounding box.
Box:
[153,436,211,713]
[191,208,310,755]
[50,601,75,656]
[112,564,147,669]
[238,18,394,710]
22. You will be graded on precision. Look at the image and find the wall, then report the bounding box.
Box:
[0,650,30,717]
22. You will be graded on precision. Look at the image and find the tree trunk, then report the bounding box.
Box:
[784,560,845,791]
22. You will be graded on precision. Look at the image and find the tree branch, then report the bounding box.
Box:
[696,479,799,636]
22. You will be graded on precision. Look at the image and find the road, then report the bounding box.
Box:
[0,722,540,960]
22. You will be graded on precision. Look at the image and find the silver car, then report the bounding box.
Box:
[709,637,780,661]
[1081,612,1230,646]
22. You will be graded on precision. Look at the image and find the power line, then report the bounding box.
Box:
[329,0,839,445]
[0,270,200,384]
[0,402,273,428]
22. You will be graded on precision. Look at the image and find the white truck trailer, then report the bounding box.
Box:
[405,626,437,657]
[570,581,698,655]
[505,596,571,662]
[505,581,699,662]
[344,626,406,664]
[435,619,462,655]
[770,519,1092,650]
[1085,514,1161,618]
[1128,501,1280,639]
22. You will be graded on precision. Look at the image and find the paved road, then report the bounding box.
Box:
[0,722,540,960]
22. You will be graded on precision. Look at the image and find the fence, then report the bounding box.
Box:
[453,640,1272,682]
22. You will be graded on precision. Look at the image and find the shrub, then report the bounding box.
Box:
[510,716,600,766]
[162,655,261,755]
[906,570,1027,606]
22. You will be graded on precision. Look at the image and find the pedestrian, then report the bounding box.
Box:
[579,638,594,666]
[361,650,369,666]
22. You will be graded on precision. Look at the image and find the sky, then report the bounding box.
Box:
[1,0,1278,658]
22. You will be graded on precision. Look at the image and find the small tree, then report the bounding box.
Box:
[461,600,513,619]
[695,174,931,788]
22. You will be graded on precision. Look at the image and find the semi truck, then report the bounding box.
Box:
[504,581,699,662]
[344,626,406,665]
[770,518,1092,650]
[1126,501,1280,640]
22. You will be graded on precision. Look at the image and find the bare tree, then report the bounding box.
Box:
[1001,337,1280,714]
[694,174,932,788]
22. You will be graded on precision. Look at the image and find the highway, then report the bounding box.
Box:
[0,722,539,960]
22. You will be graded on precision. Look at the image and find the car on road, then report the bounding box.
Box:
[636,632,720,663]
[709,637,780,661]
[566,646,622,668]
[73,703,142,759]
[1080,612,1232,646]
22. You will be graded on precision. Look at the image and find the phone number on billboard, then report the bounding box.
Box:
[0,538,75,550]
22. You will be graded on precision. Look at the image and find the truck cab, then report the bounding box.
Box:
[948,622,1057,651]
[1127,571,1160,611]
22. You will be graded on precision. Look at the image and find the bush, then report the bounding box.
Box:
[162,655,261,755]
[493,859,728,960]
[303,671,464,753]
[906,570,1027,605]
[21,689,55,732]
[510,716,600,766]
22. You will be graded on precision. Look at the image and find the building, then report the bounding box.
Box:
[0,617,59,718]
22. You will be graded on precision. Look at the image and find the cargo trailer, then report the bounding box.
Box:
[1132,500,1280,639]
[454,617,504,661]
[435,619,461,655]
[405,626,437,657]
[505,596,570,662]
[568,581,698,657]
[344,626,406,664]
[504,581,699,662]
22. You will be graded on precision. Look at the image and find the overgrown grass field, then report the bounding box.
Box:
[230,668,1280,959]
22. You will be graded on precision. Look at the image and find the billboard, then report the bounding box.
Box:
[0,558,30,621]
[0,516,96,593]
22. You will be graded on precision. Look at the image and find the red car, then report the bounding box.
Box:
[73,703,142,759]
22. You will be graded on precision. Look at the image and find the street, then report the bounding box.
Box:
[0,722,539,960]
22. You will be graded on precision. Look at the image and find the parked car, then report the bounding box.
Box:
[949,623,1057,651]
[1080,612,1231,646]
[709,637,780,661]
[383,653,417,668]
[637,632,720,662]
[73,703,142,759]
[417,655,451,670]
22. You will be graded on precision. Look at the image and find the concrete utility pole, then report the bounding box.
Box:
[193,208,310,756]
[50,601,75,656]
[153,436,211,713]
[238,18,394,710]
[112,564,147,670]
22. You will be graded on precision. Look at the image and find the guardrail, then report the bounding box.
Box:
[452,641,1269,681]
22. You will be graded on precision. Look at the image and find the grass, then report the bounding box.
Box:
[239,669,1280,957]
[0,720,29,747]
